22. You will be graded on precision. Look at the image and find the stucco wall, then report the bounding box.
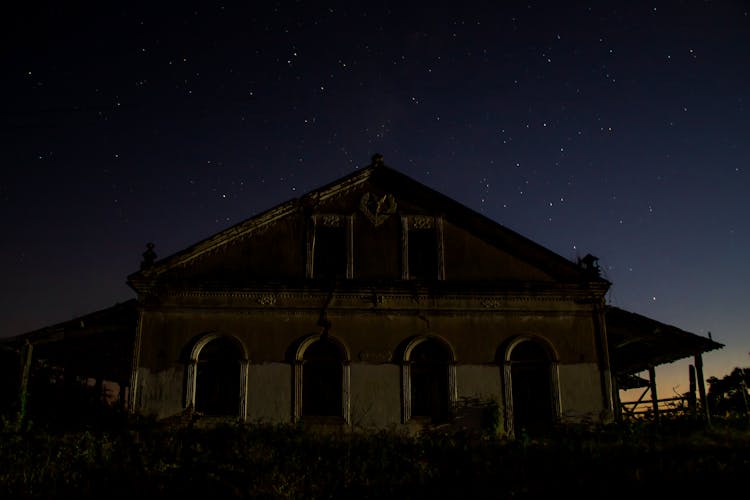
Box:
[247,362,292,424]
[455,364,503,405]
[349,364,401,428]
[135,308,599,368]
[135,366,184,419]
[454,364,504,431]
[132,295,611,429]
[133,360,609,429]
[558,362,605,423]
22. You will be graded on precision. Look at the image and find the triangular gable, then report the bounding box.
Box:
[127,163,376,284]
[128,155,606,288]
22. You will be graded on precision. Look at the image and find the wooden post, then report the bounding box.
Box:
[592,303,614,422]
[694,353,711,426]
[739,379,749,420]
[612,376,622,423]
[648,366,659,424]
[18,340,34,421]
[688,365,697,416]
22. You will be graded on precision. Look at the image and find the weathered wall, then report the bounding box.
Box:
[133,298,610,431]
[558,363,605,423]
[134,366,184,419]
[455,365,503,402]
[135,306,599,367]
[454,364,504,430]
[349,364,401,428]
[247,362,292,423]
[442,221,553,281]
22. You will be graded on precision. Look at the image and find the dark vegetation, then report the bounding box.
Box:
[1,368,748,499]
[2,413,749,498]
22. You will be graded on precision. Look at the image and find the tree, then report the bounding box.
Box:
[707,367,750,416]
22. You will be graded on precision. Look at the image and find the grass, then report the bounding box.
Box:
[1,411,748,499]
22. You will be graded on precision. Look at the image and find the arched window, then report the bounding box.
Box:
[301,338,345,418]
[401,336,456,423]
[194,336,243,416]
[509,339,554,436]
[410,339,451,422]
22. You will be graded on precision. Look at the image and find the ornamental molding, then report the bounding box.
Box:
[151,288,599,314]
[256,294,277,306]
[359,192,397,227]
[317,214,343,227]
[358,350,392,363]
[409,215,434,229]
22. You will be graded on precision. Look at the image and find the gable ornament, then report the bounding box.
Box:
[140,242,157,271]
[359,192,397,227]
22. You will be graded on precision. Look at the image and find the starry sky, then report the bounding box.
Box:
[2,1,748,397]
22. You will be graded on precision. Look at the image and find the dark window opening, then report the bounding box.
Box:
[410,339,450,422]
[195,337,241,416]
[314,225,347,279]
[408,228,437,280]
[302,339,343,417]
[510,340,553,436]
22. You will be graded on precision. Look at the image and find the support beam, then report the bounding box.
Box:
[593,303,614,422]
[694,353,711,426]
[648,366,659,424]
[612,376,622,423]
[18,340,33,421]
[688,364,697,416]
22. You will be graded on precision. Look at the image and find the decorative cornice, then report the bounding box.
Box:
[142,283,606,314]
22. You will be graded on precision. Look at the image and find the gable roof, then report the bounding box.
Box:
[127,154,608,288]
[0,299,138,383]
[1,299,138,349]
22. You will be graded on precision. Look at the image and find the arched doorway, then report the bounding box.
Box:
[409,338,452,423]
[302,337,344,417]
[509,339,554,436]
[194,336,243,416]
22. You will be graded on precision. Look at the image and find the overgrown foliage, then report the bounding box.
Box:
[1,410,749,499]
[1,370,748,498]
[708,366,750,417]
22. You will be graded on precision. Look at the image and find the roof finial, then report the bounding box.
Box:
[578,253,600,277]
[140,242,157,270]
[371,153,384,167]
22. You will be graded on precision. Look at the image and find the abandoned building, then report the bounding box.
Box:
[0,155,723,435]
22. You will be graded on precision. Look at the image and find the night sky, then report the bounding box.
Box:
[2,2,748,397]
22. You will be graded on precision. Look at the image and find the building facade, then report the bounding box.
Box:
[126,156,614,436]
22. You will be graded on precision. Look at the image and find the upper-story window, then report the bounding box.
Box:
[307,215,353,279]
[401,215,445,280]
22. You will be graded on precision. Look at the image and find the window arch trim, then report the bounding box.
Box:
[501,335,561,437]
[401,335,457,423]
[185,332,249,421]
[293,334,351,423]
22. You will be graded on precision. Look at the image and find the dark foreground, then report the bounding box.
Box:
[1,414,748,499]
